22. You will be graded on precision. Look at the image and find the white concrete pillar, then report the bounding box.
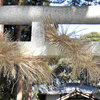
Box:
[92,41,100,56]
[18,22,60,57]
[31,22,45,43]
[31,22,48,56]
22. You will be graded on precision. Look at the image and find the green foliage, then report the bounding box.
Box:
[32,91,39,100]
[53,58,73,83]
[58,72,72,83]
[45,61,52,73]
[80,32,100,41]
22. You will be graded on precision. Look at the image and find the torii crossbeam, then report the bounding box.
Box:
[0,6,100,24]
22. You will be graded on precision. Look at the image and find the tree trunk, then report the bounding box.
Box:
[3,76,7,99]
[15,26,22,100]
[16,0,32,99]
[17,69,22,100]
[0,25,4,36]
[15,25,21,41]
[0,0,3,5]
[0,0,4,37]
[0,0,4,98]
[15,1,22,100]
[15,0,21,41]
[17,76,22,100]
[26,80,31,100]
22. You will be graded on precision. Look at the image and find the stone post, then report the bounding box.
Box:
[31,22,48,56]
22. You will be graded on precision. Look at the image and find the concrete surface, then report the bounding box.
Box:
[19,41,100,57]
[0,6,100,24]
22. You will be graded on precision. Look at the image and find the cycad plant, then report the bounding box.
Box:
[0,33,52,99]
[0,34,51,82]
[43,17,100,83]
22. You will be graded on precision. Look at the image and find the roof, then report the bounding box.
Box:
[40,83,97,94]
[57,88,99,100]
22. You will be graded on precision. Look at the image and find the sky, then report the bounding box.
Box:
[58,24,100,38]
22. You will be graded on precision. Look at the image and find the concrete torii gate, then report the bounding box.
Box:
[0,6,100,57]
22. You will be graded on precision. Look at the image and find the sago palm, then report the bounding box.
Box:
[0,34,52,82]
[43,17,100,82]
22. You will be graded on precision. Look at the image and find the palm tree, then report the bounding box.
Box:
[0,34,52,99]
[43,17,100,82]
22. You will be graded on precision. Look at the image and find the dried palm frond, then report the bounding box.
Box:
[0,34,19,77]
[16,56,52,83]
[0,34,52,83]
[43,17,100,82]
